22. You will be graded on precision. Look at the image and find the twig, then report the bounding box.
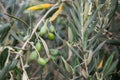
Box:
[15,4,57,59]
[14,4,58,80]
[5,14,29,28]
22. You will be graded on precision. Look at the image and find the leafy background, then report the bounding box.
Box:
[0,0,120,80]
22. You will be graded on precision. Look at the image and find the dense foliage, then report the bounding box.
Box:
[0,0,120,80]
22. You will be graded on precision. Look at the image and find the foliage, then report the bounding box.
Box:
[0,0,120,80]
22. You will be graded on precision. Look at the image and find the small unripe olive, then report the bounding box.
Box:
[30,51,38,60]
[48,33,55,40]
[40,24,48,36]
[50,55,56,60]
[35,42,42,52]
[37,57,48,66]
[49,25,55,33]
[50,49,59,56]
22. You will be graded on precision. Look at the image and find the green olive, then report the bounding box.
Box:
[40,24,48,36]
[35,42,42,52]
[30,51,38,60]
[50,55,56,60]
[49,49,59,56]
[37,57,48,66]
[48,33,55,40]
[49,25,55,33]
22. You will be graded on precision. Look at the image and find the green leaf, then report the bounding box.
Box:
[93,41,106,55]
[70,9,81,32]
[103,54,114,75]
[0,59,18,80]
[0,48,8,69]
[66,42,82,60]
[61,56,74,75]
[84,4,104,32]
[106,39,120,45]
[0,23,10,33]
[9,29,23,42]
[67,22,80,40]
[0,64,10,80]
[104,59,118,77]
[9,59,18,70]
[0,23,11,43]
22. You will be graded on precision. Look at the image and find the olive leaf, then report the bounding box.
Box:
[61,56,74,75]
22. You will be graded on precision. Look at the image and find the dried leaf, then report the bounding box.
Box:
[27,4,53,11]
[97,58,104,69]
[49,4,63,22]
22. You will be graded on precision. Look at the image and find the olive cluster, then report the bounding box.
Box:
[30,42,48,66]
[40,23,55,40]
[29,22,56,65]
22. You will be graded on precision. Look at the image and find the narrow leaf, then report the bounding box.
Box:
[61,56,74,75]
[84,4,104,31]
[93,41,106,55]
[103,54,114,74]
[104,59,118,77]
[0,48,8,69]
[0,64,10,80]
